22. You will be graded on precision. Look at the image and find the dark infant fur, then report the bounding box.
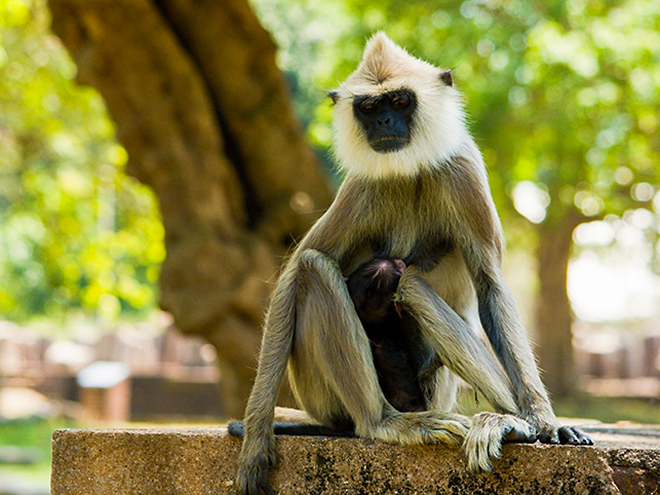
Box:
[346,258,432,412]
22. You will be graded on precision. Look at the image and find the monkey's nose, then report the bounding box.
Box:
[376,117,391,126]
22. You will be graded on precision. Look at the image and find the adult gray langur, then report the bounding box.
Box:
[230,33,592,495]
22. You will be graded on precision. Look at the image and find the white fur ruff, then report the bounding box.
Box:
[332,32,470,180]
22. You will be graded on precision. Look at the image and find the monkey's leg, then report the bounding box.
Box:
[292,249,471,445]
[442,150,592,448]
[396,269,537,470]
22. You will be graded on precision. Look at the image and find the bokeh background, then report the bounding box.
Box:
[1,0,659,492]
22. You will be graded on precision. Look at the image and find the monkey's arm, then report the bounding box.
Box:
[395,267,538,471]
[472,256,591,445]
[449,153,592,445]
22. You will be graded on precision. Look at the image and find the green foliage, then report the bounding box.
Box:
[0,0,164,323]
[0,416,78,487]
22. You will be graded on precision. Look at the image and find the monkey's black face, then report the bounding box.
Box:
[353,89,417,153]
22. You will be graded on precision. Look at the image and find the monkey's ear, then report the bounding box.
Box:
[327,90,340,104]
[439,69,453,87]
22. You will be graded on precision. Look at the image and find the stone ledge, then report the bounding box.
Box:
[51,425,660,494]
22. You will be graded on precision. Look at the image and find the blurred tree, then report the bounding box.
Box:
[46,0,333,416]
[0,0,164,324]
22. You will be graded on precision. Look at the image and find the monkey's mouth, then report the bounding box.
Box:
[370,136,409,153]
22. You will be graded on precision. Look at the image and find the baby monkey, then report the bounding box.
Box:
[347,258,440,413]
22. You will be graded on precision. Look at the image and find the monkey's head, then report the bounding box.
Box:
[347,258,404,323]
[329,33,468,179]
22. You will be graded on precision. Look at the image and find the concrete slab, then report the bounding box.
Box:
[51,425,660,494]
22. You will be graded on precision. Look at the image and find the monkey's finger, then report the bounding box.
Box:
[558,426,593,446]
[557,426,579,445]
[537,428,560,444]
[244,474,275,495]
[503,424,536,443]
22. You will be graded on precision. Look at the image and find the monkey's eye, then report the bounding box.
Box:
[391,94,410,108]
[359,100,378,113]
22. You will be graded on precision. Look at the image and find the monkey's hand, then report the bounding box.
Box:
[534,420,593,446]
[234,435,278,495]
[464,413,537,472]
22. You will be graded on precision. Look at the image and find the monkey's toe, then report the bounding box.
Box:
[581,431,594,445]
[558,426,593,446]
[237,461,275,495]
[538,425,593,446]
[557,426,578,444]
[537,427,560,444]
[502,422,537,443]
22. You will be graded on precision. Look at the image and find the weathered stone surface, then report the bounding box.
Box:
[51,425,660,494]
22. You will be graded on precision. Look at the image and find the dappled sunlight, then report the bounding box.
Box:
[512,181,550,224]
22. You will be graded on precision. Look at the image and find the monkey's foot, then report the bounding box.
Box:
[537,424,593,446]
[235,438,278,495]
[374,411,471,446]
[235,459,274,495]
[464,412,536,472]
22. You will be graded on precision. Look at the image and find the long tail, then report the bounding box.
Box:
[228,420,355,438]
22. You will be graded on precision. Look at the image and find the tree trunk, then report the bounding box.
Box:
[535,212,582,399]
[47,0,333,418]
